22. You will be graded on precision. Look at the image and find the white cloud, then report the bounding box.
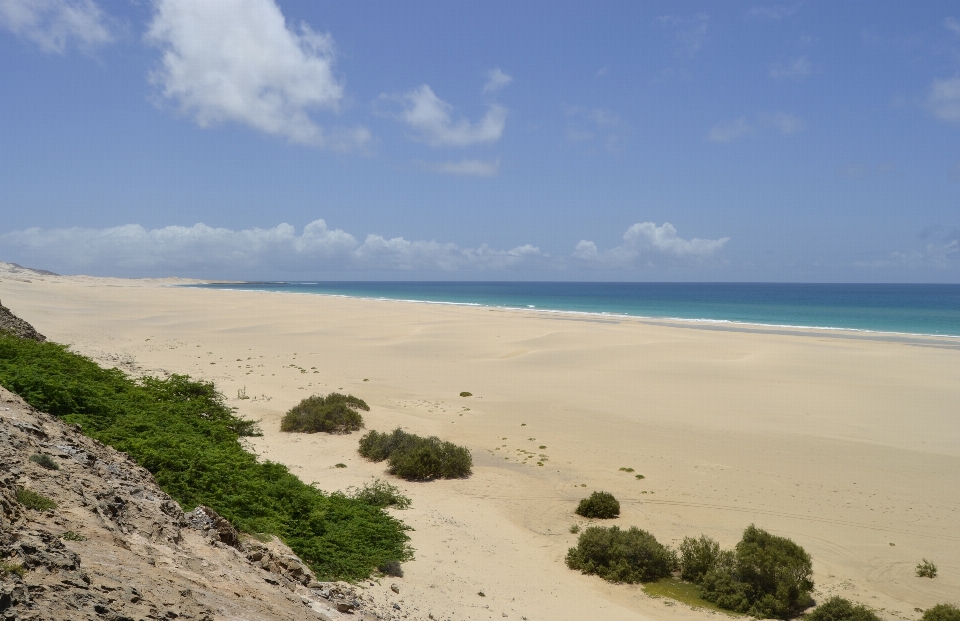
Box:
[769,56,811,80]
[483,68,512,93]
[430,159,500,177]
[574,222,729,267]
[394,85,507,147]
[945,17,960,36]
[145,0,367,149]
[708,118,756,142]
[656,12,709,57]
[766,111,803,134]
[927,77,960,123]
[565,106,627,152]
[0,0,112,53]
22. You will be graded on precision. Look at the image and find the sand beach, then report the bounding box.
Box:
[1,269,958,621]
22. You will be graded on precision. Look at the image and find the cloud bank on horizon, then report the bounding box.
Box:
[0,220,728,278]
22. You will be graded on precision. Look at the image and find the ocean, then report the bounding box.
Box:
[187,282,960,337]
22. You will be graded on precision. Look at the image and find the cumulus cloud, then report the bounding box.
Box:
[430,159,500,177]
[145,0,367,149]
[769,56,811,80]
[0,0,112,53]
[927,77,960,123]
[482,68,512,93]
[709,112,802,142]
[573,222,729,267]
[0,219,548,277]
[392,85,506,147]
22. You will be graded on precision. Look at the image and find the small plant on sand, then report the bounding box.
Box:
[29,453,59,470]
[570,524,580,534]
[348,479,411,509]
[916,559,937,578]
[60,531,87,541]
[566,525,675,583]
[575,491,620,519]
[334,463,347,468]
[280,393,369,434]
[619,467,634,472]
[378,560,403,577]
[237,386,249,400]
[16,487,57,512]
[678,534,721,583]
[459,391,472,397]
[804,597,881,621]
[635,474,645,480]
[921,604,960,621]
[0,562,25,578]
[358,428,472,480]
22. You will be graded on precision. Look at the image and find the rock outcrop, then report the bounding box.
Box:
[0,300,45,342]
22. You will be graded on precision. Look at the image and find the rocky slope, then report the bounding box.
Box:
[0,300,45,342]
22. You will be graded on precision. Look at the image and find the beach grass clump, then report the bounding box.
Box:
[0,562,25,578]
[0,334,411,581]
[915,559,937,578]
[921,605,960,621]
[565,525,676,583]
[575,491,620,519]
[349,478,411,509]
[16,487,57,512]
[678,534,722,583]
[280,393,368,434]
[358,428,472,480]
[803,597,881,621]
[696,525,814,619]
[29,453,59,470]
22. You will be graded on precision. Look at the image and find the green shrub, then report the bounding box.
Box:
[921,604,960,621]
[378,560,403,577]
[804,597,881,621]
[575,491,620,519]
[280,393,368,434]
[0,334,410,581]
[459,391,472,397]
[61,531,87,541]
[358,428,472,481]
[0,562,25,578]
[565,525,675,583]
[678,534,721,583]
[916,559,938,578]
[349,479,411,509]
[29,453,59,470]
[698,525,813,619]
[16,487,57,511]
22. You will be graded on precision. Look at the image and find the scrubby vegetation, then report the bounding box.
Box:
[0,334,411,581]
[915,558,938,578]
[678,534,722,583]
[60,531,87,541]
[690,526,813,619]
[16,487,57,511]
[358,428,473,480]
[575,491,620,519]
[459,391,472,397]
[921,604,960,621]
[565,525,676,583]
[0,562,25,578]
[348,479,411,509]
[280,393,368,434]
[804,597,881,621]
[29,453,59,470]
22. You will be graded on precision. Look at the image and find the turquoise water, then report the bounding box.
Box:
[187,282,960,337]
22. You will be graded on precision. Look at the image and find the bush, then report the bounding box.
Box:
[0,562,25,578]
[916,559,938,578]
[16,487,57,511]
[29,453,59,470]
[678,534,721,583]
[804,597,881,621]
[0,334,410,581]
[575,491,620,519]
[378,560,403,577]
[280,393,368,434]
[922,604,960,621]
[459,391,472,397]
[565,525,675,583]
[358,428,472,481]
[698,525,814,619]
[349,479,411,509]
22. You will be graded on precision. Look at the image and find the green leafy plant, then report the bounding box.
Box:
[921,604,960,621]
[565,525,675,583]
[619,467,634,472]
[16,487,57,511]
[0,334,410,581]
[916,559,938,578]
[459,391,472,397]
[358,428,472,480]
[349,479,411,509]
[804,597,881,621]
[569,524,580,534]
[334,463,347,468]
[575,491,620,519]
[0,562,25,578]
[678,534,721,583]
[61,531,87,541]
[280,393,368,434]
[29,453,59,470]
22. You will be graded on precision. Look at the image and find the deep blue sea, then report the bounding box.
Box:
[188,282,960,337]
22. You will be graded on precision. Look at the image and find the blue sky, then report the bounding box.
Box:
[1,0,958,281]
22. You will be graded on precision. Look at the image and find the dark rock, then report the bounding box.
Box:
[0,300,45,342]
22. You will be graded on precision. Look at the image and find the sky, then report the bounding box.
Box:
[0,0,959,282]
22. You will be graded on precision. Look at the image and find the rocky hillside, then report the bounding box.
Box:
[0,299,45,342]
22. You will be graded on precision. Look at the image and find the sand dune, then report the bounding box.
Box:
[1,271,958,621]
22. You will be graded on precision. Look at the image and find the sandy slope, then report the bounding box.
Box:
[1,268,958,621]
